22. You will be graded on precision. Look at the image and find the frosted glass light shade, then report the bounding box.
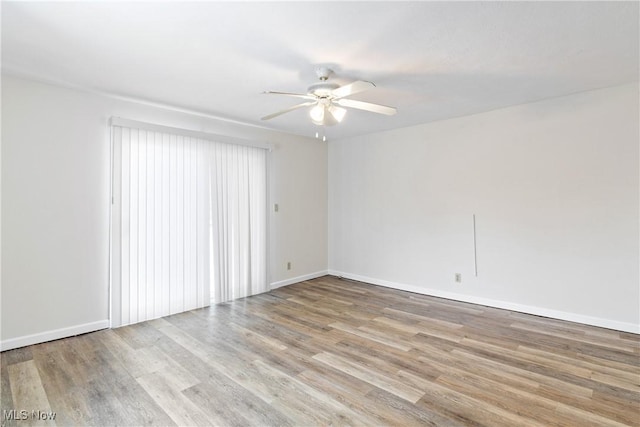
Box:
[309,104,325,124]
[328,105,346,122]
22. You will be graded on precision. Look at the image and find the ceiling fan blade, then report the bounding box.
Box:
[263,91,316,100]
[335,98,397,116]
[331,80,376,99]
[261,101,316,121]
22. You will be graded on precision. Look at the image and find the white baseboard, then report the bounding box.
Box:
[270,270,329,290]
[328,270,640,334]
[3,272,635,352]
[0,320,110,352]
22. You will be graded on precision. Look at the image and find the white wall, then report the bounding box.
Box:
[270,135,328,287]
[1,75,328,349]
[329,83,639,332]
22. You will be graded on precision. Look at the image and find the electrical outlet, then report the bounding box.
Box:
[455,273,462,283]
[274,204,279,212]
[287,262,291,270]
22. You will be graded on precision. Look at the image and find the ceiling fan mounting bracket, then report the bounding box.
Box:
[315,66,333,81]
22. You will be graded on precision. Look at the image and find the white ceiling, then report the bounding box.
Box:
[2,1,638,140]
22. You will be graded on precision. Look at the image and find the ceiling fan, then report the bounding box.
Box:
[261,67,397,126]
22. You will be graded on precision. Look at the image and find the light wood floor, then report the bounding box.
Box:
[2,276,639,426]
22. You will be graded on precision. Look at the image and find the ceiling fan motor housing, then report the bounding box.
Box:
[307,82,340,98]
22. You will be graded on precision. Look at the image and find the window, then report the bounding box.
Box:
[110,118,268,327]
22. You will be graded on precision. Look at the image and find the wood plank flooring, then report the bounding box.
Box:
[2,275,639,426]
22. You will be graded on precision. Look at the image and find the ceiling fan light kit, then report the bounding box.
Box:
[262,66,397,128]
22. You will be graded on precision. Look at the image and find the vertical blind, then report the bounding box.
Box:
[111,118,268,327]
